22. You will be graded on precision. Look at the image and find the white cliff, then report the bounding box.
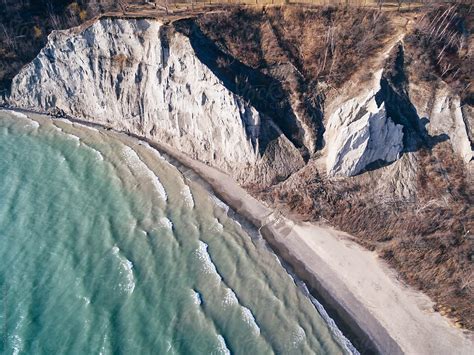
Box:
[409,82,472,164]
[325,87,404,177]
[8,18,262,176]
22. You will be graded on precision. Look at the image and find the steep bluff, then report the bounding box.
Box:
[8,17,304,185]
[7,15,472,184]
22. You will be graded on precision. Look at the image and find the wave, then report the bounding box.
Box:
[99,335,109,355]
[1,109,28,119]
[1,109,40,129]
[180,184,195,209]
[112,246,136,295]
[138,142,165,160]
[25,118,40,129]
[241,306,261,335]
[11,334,23,355]
[158,217,173,230]
[211,195,230,213]
[298,282,359,355]
[63,132,81,146]
[52,124,104,160]
[213,218,224,233]
[84,145,104,161]
[73,122,99,132]
[216,335,231,355]
[122,146,167,201]
[191,289,202,305]
[195,241,222,281]
[222,288,238,307]
[290,325,306,349]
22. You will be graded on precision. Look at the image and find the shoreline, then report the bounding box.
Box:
[123,127,474,355]
[3,106,473,354]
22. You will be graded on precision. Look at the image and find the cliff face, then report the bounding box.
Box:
[8,18,304,184]
[8,16,472,184]
[325,84,404,177]
[9,18,258,174]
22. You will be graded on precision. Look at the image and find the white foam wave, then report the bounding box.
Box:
[85,145,104,161]
[11,334,23,355]
[213,218,224,233]
[112,246,135,295]
[291,325,306,348]
[122,146,167,201]
[139,142,165,160]
[2,109,40,129]
[222,288,238,307]
[99,335,108,355]
[241,306,260,335]
[158,217,173,230]
[191,289,202,305]
[211,195,229,213]
[23,117,40,129]
[1,109,27,119]
[64,132,81,146]
[180,184,195,209]
[52,124,63,133]
[9,313,25,355]
[195,241,221,281]
[216,335,231,355]
[299,282,359,355]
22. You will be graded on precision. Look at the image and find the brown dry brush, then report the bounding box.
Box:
[197,6,392,152]
[405,3,473,103]
[259,142,474,329]
[197,6,391,87]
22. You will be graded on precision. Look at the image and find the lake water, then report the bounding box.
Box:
[0,110,356,354]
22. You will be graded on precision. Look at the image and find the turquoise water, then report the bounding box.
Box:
[0,110,354,355]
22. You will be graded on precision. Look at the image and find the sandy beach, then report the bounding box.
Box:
[145,136,474,355]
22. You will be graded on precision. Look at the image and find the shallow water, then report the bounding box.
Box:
[0,110,355,354]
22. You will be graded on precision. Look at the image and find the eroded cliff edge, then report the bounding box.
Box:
[4,4,473,335]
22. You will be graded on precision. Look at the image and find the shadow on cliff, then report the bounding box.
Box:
[173,19,310,159]
[375,44,449,155]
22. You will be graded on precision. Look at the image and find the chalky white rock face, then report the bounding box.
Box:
[9,18,260,175]
[326,90,404,177]
[409,82,472,164]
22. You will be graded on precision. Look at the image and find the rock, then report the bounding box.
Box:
[325,89,404,177]
[408,82,473,164]
[8,18,263,178]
